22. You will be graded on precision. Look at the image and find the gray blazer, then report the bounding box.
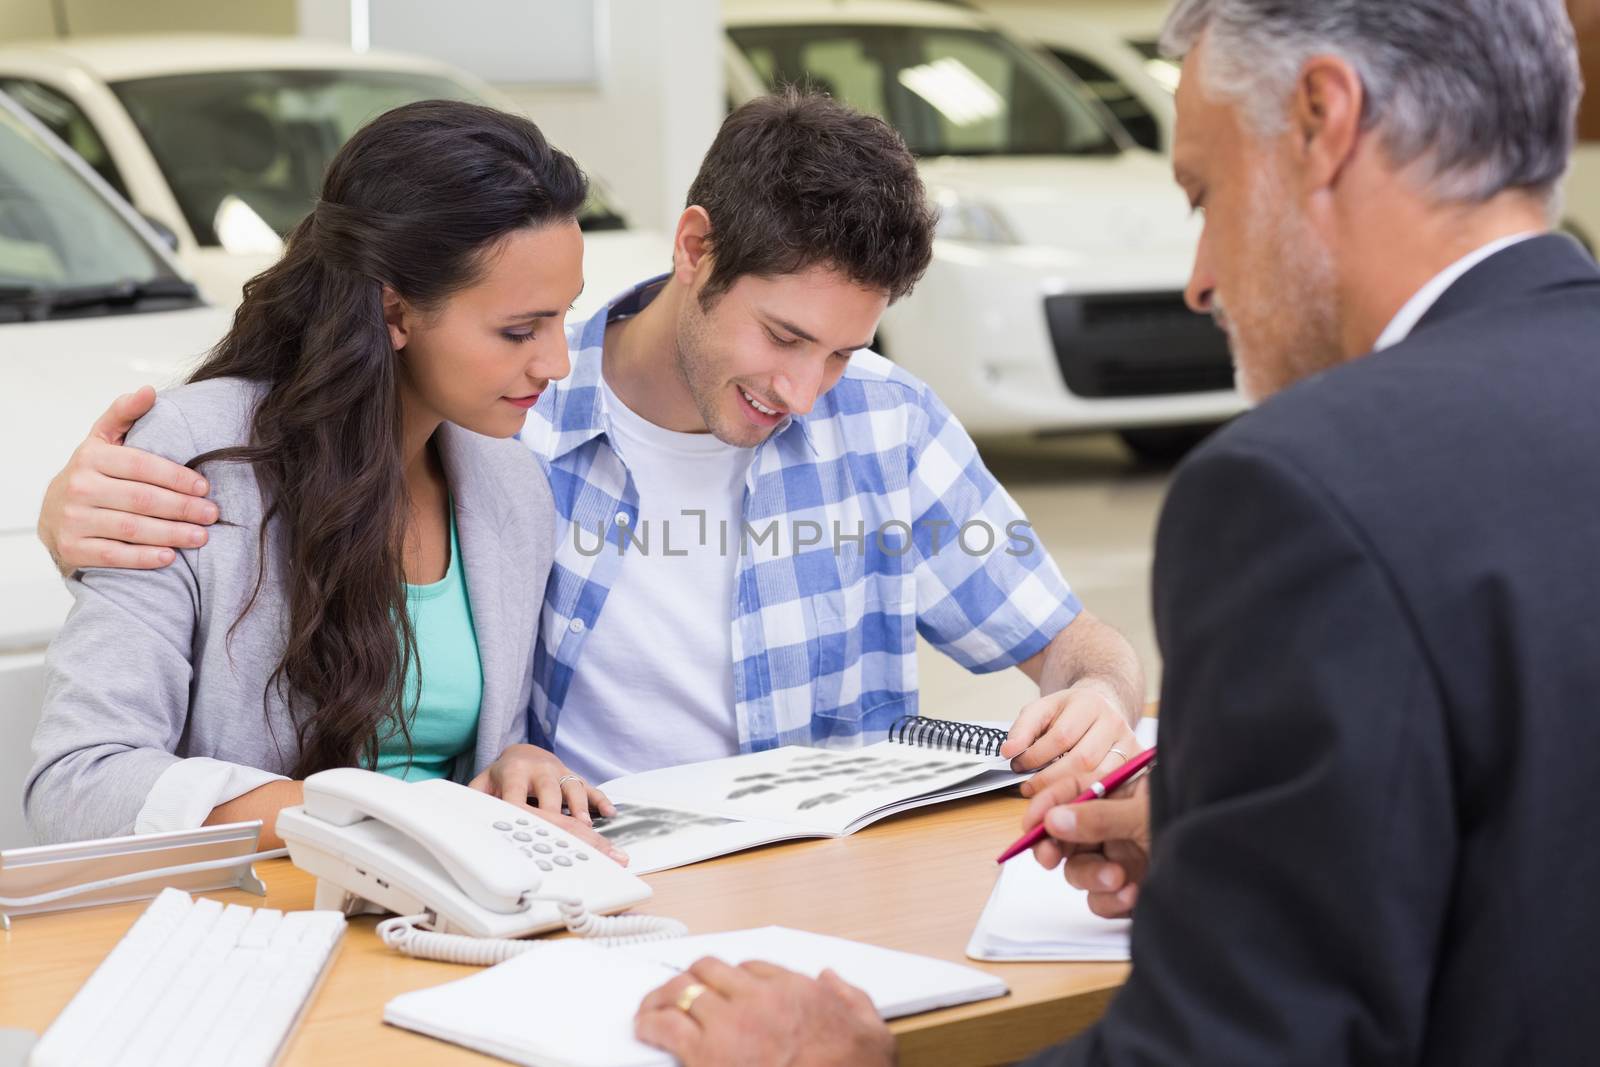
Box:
[25,377,554,844]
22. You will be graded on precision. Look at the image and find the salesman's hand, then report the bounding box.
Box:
[636,958,896,1067]
[38,386,219,574]
[1024,773,1152,919]
[1002,678,1141,799]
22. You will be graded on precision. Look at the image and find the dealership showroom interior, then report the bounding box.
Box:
[2,0,1598,1065]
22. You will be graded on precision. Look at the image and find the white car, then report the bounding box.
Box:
[976,2,1177,152]
[0,35,664,318]
[980,2,1600,258]
[0,90,234,846]
[724,0,1246,455]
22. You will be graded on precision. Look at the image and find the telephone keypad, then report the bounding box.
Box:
[554,855,573,867]
[492,821,513,831]
[575,853,590,861]
[555,840,569,849]
[513,831,533,842]
[533,843,553,854]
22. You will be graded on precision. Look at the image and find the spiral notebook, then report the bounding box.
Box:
[594,717,1026,873]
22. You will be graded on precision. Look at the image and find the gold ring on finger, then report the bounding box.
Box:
[675,982,708,1016]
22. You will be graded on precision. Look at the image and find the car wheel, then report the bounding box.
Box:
[1118,423,1218,465]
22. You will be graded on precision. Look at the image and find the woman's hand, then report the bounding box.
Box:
[470,745,625,863]
[472,743,616,822]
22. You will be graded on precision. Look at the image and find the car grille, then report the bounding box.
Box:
[1044,292,1235,398]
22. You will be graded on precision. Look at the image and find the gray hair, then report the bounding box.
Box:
[1160,0,1581,203]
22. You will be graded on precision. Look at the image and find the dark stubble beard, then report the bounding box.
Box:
[674,294,769,448]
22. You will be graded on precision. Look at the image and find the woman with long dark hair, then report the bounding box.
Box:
[25,99,620,856]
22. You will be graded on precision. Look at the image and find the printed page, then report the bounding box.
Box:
[591,803,814,875]
[600,742,1021,837]
[839,766,1025,833]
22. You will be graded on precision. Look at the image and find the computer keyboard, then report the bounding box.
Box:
[30,887,345,1067]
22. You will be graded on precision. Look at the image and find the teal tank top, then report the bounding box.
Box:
[373,509,483,780]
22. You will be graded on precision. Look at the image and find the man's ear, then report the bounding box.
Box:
[381,284,409,351]
[1292,55,1364,193]
[672,205,714,287]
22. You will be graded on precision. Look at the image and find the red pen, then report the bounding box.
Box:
[996,745,1158,863]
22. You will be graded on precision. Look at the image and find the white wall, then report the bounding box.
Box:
[493,1,724,231]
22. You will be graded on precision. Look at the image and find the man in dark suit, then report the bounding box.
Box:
[631,1,1600,1064]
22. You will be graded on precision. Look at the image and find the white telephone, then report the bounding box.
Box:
[276,768,684,964]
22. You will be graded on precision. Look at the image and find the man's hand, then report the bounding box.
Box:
[1024,773,1152,919]
[636,958,896,1067]
[39,386,219,574]
[1002,678,1141,799]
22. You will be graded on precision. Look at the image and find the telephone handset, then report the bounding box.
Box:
[276,768,683,964]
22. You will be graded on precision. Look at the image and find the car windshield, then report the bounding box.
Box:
[111,68,628,249]
[0,94,176,292]
[729,24,1120,158]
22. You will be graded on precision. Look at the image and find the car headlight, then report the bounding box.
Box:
[932,190,1018,245]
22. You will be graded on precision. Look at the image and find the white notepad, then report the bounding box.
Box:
[965,716,1155,962]
[965,853,1131,962]
[384,926,1008,1067]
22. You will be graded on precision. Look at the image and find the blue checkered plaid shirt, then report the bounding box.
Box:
[521,277,1081,752]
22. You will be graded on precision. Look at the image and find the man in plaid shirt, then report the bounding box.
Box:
[524,92,1143,798]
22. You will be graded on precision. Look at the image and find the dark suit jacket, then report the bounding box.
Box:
[1029,234,1600,1066]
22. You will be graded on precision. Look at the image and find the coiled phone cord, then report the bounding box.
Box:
[375,893,688,966]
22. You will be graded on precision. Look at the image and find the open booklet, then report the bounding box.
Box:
[594,717,1025,874]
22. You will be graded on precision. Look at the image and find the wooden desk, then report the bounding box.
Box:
[0,792,1127,1065]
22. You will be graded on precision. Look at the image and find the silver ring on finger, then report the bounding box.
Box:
[1106,747,1130,765]
[557,774,583,788]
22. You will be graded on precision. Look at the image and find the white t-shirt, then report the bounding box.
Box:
[552,376,754,784]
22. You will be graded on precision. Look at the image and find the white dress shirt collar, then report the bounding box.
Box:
[1373,233,1542,351]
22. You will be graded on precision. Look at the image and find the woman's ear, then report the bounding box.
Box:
[381,285,410,351]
